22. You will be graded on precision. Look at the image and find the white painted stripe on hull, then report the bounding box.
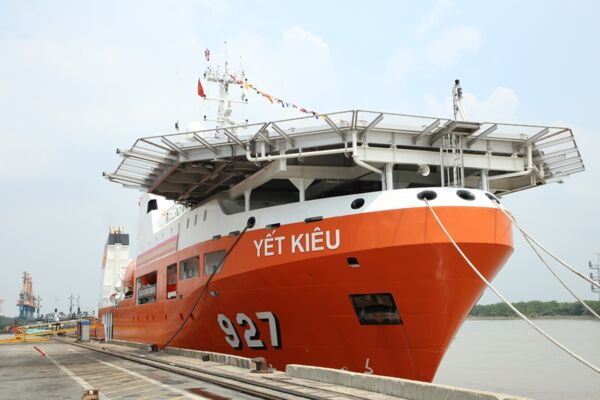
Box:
[137,187,504,255]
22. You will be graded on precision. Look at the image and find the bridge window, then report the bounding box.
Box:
[136,271,157,304]
[205,250,226,275]
[166,264,177,299]
[179,256,199,280]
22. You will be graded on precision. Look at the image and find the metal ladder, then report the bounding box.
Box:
[440,132,465,188]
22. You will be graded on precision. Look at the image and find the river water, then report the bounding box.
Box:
[434,319,600,400]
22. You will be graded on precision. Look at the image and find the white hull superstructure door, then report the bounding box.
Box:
[103,313,113,341]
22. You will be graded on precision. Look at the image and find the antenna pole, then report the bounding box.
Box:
[68,293,74,317]
[202,41,244,127]
[452,79,467,121]
[224,40,228,75]
[590,253,600,301]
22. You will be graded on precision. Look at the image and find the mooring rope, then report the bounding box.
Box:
[162,217,256,349]
[423,200,600,374]
[522,233,600,320]
[497,206,600,290]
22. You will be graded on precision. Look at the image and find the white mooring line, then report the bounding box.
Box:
[424,199,600,375]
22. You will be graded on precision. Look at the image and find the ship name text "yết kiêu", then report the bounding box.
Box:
[253,227,341,257]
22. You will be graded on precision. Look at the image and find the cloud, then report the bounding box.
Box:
[426,26,482,66]
[196,0,227,19]
[416,0,454,34]
[0,18,336,314]
[384,26,482,84]
[385,4,482,84]
[386,47,418,79]
[424,86,520,122]
[384,1,480,81]
[213,26,335,121]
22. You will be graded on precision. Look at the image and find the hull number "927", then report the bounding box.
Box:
[217,312,280,350]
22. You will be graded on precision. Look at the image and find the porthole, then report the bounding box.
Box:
[351,198,365,209]
[457,189,476,201]
[417,190,437,201]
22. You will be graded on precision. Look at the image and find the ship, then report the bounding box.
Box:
[98,57,585,382]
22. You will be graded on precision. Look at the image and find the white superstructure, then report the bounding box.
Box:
[99,226,130,308]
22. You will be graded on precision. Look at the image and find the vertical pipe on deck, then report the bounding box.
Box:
[244,190,251,212]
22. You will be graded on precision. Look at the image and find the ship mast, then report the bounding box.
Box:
[201,41,246,128]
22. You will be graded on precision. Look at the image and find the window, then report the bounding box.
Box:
[205,250,226,275]
[203,209,207,221]
[166,264,177,299]
[136,271,157,304]
[186,218,190,229]
[349,293,402,325]
[179,256,199,280]
[147,199,158,213]
[194,214,198,225]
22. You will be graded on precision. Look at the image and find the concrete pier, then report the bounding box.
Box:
[0,341,256,399]
[0,339,530,400]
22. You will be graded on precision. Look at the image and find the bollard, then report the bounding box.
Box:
[251,357,271,373]
[81,389,99,400]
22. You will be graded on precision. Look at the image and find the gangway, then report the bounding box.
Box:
[0,318,99,344]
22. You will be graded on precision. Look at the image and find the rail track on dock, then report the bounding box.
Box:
[54,339,372,400]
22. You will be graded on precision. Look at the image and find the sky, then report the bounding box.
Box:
[1,0,599,316]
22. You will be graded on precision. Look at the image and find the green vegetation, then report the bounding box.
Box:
[470,300,600,318]
[0,315,16,332]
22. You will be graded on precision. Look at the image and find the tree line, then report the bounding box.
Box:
[2,300,599,330]
[0,315,15,332]
[470,300,600,318]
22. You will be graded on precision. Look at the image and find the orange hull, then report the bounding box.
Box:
[99,205,512,382]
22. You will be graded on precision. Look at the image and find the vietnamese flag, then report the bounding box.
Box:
[197,79,206,97]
